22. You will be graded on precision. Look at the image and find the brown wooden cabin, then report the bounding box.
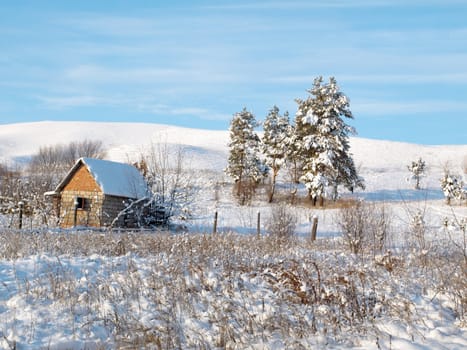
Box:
[45,157,149,228]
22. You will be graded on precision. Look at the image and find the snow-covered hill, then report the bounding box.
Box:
[0,121,229,169]
[0,121,466,175]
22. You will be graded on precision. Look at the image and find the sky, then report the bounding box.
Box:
[0,0,466,145]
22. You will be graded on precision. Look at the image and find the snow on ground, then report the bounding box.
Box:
[0,231,466,350]
[0,121,466,349]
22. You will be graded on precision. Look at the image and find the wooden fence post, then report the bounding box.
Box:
[213,211,218,234]
[257,211,261,237]
[73,197,79,227]
[311,215,318,241]
[18,201,24,229]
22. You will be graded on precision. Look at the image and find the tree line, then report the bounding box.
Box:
[225,76,365,205]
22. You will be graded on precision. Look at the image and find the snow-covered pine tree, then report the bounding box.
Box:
[225,108,266,204]
[295,76,364,205]
[407,157,426,190]
[262,106,291,202]
[440,170,465,205]
[285,115,305,186]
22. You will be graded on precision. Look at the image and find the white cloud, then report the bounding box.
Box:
[38,95,113,109]
[171,107,209,115]
[341,73,467,84]
[38,93,230,122]
[63,64,240,86]
[56,15,161,37]
[269,50,467,85]
[353,100,467,116]
[65,65,182,83]
[136,103,229,121]
[204,0,467,10]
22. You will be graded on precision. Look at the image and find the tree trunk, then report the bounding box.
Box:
[268,169,278,203]
[311,216,318,241]
[332,183,338,201]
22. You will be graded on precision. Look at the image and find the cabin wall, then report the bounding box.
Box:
[58,192,138,228]
[59,190,104,228]
[101,195,132,227]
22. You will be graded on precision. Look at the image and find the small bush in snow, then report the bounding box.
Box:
[266,204,296,238]
[337,200,391,255]
[338,200,367,254]
[410,209,427,250]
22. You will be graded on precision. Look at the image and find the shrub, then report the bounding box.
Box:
[440,170,465,205]
[266,204,296,238]
[337,200,391,255]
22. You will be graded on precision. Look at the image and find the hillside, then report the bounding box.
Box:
[0,121,465,174]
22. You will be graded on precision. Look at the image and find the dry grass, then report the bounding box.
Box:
[0,225,465,348]
[268,188,360,209]
[297,196,361,209]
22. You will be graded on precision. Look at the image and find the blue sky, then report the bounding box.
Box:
[1,0,466,145]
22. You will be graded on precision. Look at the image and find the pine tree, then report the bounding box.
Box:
[285,115,305,185]
[407,157,426,190]
[225,108,266,204]
[295,76,364,204]
[262,106,291,202]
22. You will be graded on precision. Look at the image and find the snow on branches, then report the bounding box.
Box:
[295,76,363,203]
[407,158,426,190]
[262,106,292,202]
[225,108,267,204]
[226,77,364,205]
[441,170,466,205]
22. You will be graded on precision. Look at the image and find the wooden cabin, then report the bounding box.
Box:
[45,158,149,228]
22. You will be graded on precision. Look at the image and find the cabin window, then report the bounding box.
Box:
[75,197,87,210]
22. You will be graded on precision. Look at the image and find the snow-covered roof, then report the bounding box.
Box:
[53,157,149,199]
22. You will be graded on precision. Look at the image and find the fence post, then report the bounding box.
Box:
[213,211,218,234]
[257,211,261,237]
[73,197,79,227]
[18,201,24,229]
[311,215,318,241]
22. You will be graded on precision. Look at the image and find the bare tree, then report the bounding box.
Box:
[62,139,106,167]
[29,139,106,179]
[134,138,196,226]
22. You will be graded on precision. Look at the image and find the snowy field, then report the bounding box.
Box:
[0,121,466,349]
